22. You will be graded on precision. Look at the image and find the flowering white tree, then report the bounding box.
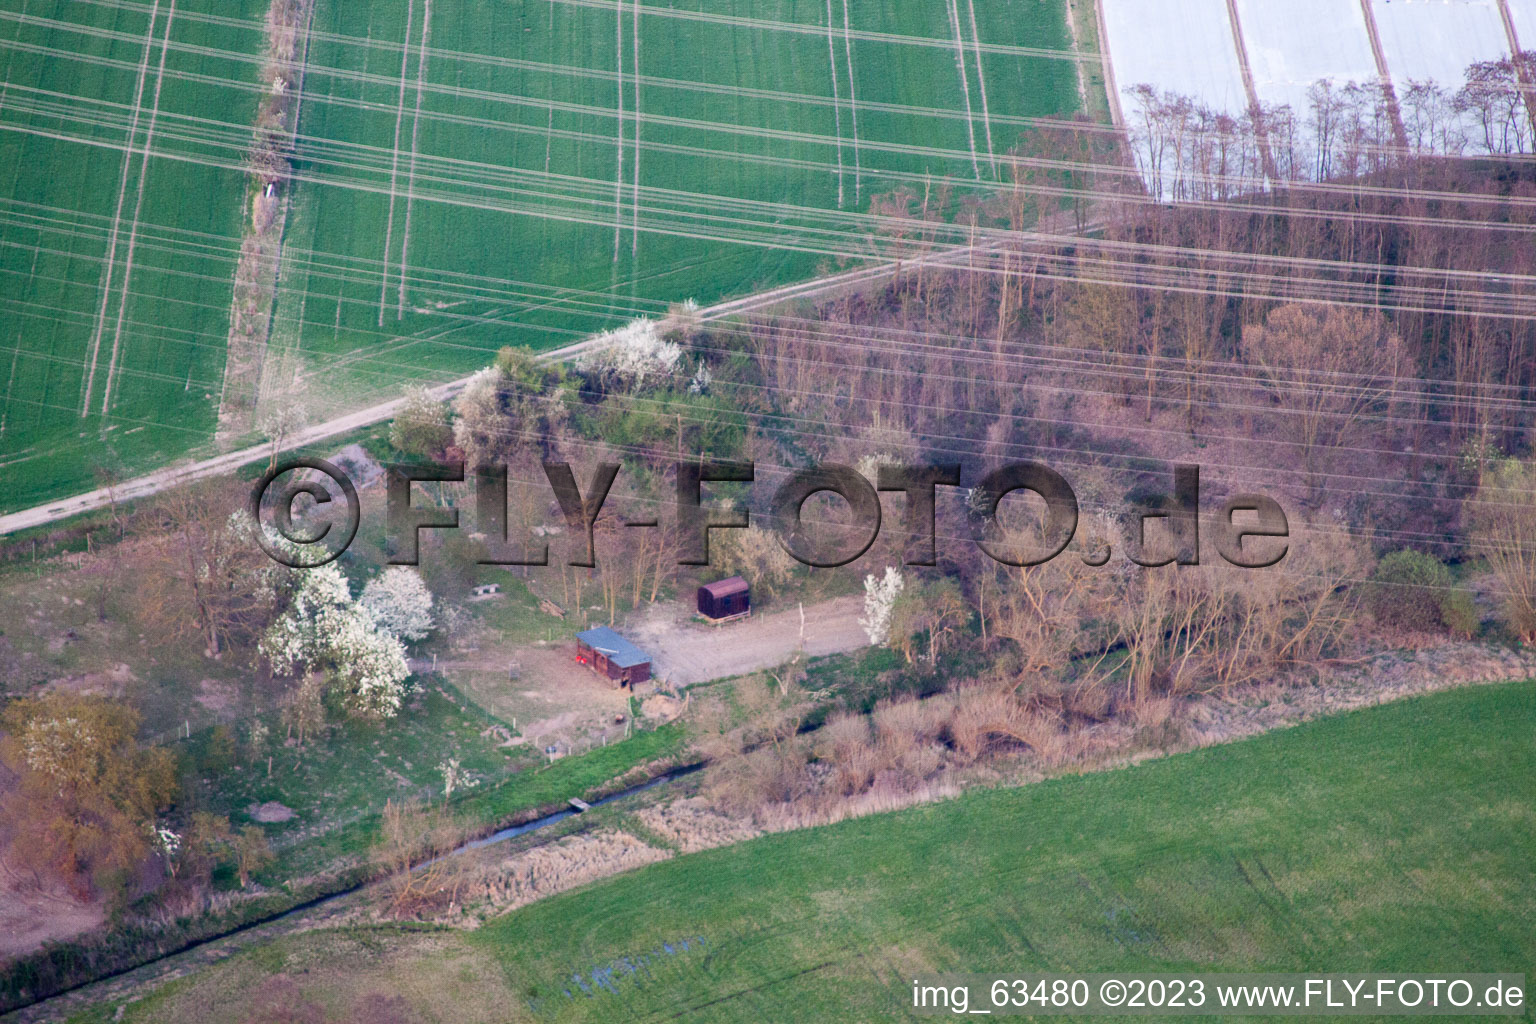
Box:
[260,566,411,719]
[860,566,905,646]
[438,757,479,799]
[576,318,682,390]
[450,365,502,467]
[226,509,302,601]
[22,715,97,786]
[389,384,453,459]
[687,359,713,395]
[154,824,182,877]
[359,566,434,642]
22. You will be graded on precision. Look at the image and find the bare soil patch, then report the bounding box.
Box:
[43,662,137,698]
[246,801,295,824]
[640,693,685,723]
[0,854,104,962]
[194,677,238,715]
[627,595,869,686]
[448,644,629,746]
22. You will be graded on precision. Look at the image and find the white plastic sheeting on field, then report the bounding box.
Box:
[1099,0,1248,114]
[1235,0,1381,114]
[1100,0,1528,192]
[1372,0,1515,153]
[1507,0,1536,48]
[1372,0,1510,89]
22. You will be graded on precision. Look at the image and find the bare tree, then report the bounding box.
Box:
[143,481,288,658]
[373,799,466,917]
[1241,304,1406,489]
[1467,459,1536,641]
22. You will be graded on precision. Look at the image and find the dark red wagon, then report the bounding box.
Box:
[697,576,751,622]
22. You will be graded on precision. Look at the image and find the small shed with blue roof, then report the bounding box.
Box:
[574,625,652,688]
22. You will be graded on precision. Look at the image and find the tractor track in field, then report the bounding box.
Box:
[838,0,862,203]
[630,0,641,257]
[99,0,177,418]
[942,0,982,180]
[822,0,847,208]
[81,0,161,416]
[378,0,416,327]
[962,0,996,176]
[0,227,1084,536]
[1221,0,1280,184]
[5,129,1108,531]
[397,0,433,319]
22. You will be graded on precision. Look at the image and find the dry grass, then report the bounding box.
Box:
[817,712,876,795]
[634,797,763,853]
[706,745,810,813]
[122,929,519,1024]
[449,830,670,920]
[755,777,964,832]
[700,676,1105,829]
[1183,639,1536,747]
[1131,694,1175,730]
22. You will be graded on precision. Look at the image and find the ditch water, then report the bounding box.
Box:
[6,761,706,1021]
[474,762,703,846]
[429,761,705,862]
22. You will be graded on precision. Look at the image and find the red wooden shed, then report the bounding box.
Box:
[697,576,751,621]
[574,626,652,688]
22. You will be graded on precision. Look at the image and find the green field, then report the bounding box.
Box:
[0,0,265,508]
[92,680,1536,1023]
[0,0,1085,511]
[262,0,1084,412]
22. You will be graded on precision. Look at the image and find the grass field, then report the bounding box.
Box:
[186,680,524,877]
[199,696,686,880]
[247,0,1087,425]
[0,0,1085,510]
[0,0,266,509]
[89,679,1536,1023]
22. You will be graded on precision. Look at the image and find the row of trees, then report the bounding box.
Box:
[647,114,1536,758]
[1126,52,1536,200]
[711,444,1536,823]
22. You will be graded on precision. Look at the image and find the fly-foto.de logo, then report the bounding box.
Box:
[250,458,1289,571]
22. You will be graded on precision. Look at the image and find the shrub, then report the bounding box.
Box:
[1368,550,1452,631]
[0,694,180,901]
[817,713,875,796]
[708,745,807,814]
[388,385,452,460]
[1467,459,1536,641]
[1440,588,1481,638]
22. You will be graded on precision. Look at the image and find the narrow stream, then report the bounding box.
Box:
[464,763,702,850]
[3,762,705,1022]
